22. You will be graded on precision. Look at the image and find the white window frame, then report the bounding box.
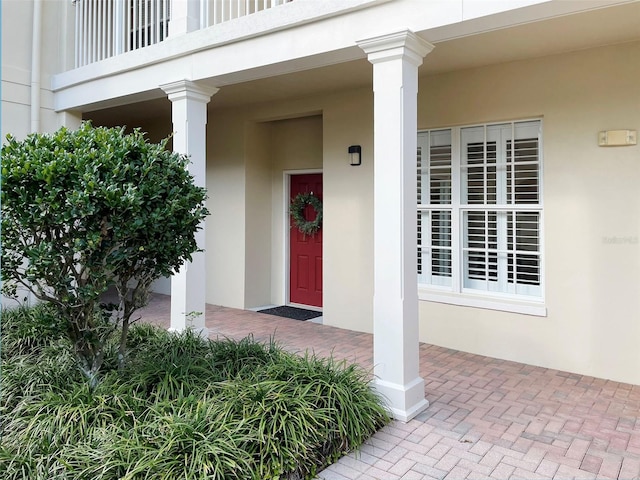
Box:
[417,119,546,317]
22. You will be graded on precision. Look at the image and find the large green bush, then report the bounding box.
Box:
[0,307,390,479]
[1,123,208,382]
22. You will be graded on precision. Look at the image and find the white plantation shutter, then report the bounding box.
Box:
[417,130,453,287]
[419,120,543,299]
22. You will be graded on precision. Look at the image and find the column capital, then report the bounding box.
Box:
[161,80,219,104]
[357,29,434,66]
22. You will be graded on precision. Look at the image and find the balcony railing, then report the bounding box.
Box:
[74,0,293,67]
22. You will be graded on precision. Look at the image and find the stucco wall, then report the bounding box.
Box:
[321,91,374,333]
[417,41,640,384]
[2,0,75,141]
[2,0,36,140]
[207,110,247,308]
[244,120,274,307]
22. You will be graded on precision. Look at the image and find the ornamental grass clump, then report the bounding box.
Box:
[0,306,390,480]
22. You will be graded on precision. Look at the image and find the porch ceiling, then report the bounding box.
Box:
[85,1,640,125]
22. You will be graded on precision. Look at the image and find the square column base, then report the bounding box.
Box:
[373,377,429,422]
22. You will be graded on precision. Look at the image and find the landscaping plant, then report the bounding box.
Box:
[0,306,390,479]
[1,123,208,384]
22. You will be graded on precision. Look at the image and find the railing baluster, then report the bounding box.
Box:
[144,0,148,46]
[144,0,150,47]
[94,0,98,60]
[85,0,90,65]
[103,0,108,59]
[140,0,144,48]
[113,0,123,55]
[90,0,95,63]
[95,0,99,63]
[99,0,105,61]
[138,0,142,50]
[81,0,85,66]
[95,0,99,62]
[144,0,148,47]
[98,0,101,61]
[152,0,157,45]
[99,0,103,60]
[126,0,131,52]
[75,0,80,66]
[164,0,170,39]
[132,0,137,50]
[140,0,145,47]
[74,0,293,67]
[107,0,111,58]
[131,0,135,50]
[131,0,139,50]
[84,0,89,65]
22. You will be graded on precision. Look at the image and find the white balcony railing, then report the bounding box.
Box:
[74,0,292,68]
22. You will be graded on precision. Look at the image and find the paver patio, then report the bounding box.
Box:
[138,294,640,480]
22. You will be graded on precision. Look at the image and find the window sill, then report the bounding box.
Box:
[418,288,547,317]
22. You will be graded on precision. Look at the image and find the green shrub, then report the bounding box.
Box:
[0,306,390,480]
[1,123,209,382]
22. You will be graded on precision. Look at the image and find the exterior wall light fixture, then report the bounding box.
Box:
[348,145,362,166]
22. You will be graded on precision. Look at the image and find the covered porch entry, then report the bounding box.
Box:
[86,29,434,421]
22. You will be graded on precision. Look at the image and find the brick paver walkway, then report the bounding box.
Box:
[138,295,640,480]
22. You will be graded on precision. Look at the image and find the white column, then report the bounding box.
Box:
[358,30,434,422]
[168,0,201,37]
[161,80,219,336]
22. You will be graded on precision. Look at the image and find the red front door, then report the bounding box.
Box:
[289,174,323,307]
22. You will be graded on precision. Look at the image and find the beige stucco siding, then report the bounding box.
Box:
[208,110,247,308]
[417,41,640,384]
[321,91,374,334]
[1,0,75,140]
[244,120,274,308]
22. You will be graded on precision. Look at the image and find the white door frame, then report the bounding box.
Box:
[283,168,323,311]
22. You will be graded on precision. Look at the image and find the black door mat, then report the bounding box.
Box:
[257,306,322,321]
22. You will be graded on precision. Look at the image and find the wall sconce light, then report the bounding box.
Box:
[348,145,362,166]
